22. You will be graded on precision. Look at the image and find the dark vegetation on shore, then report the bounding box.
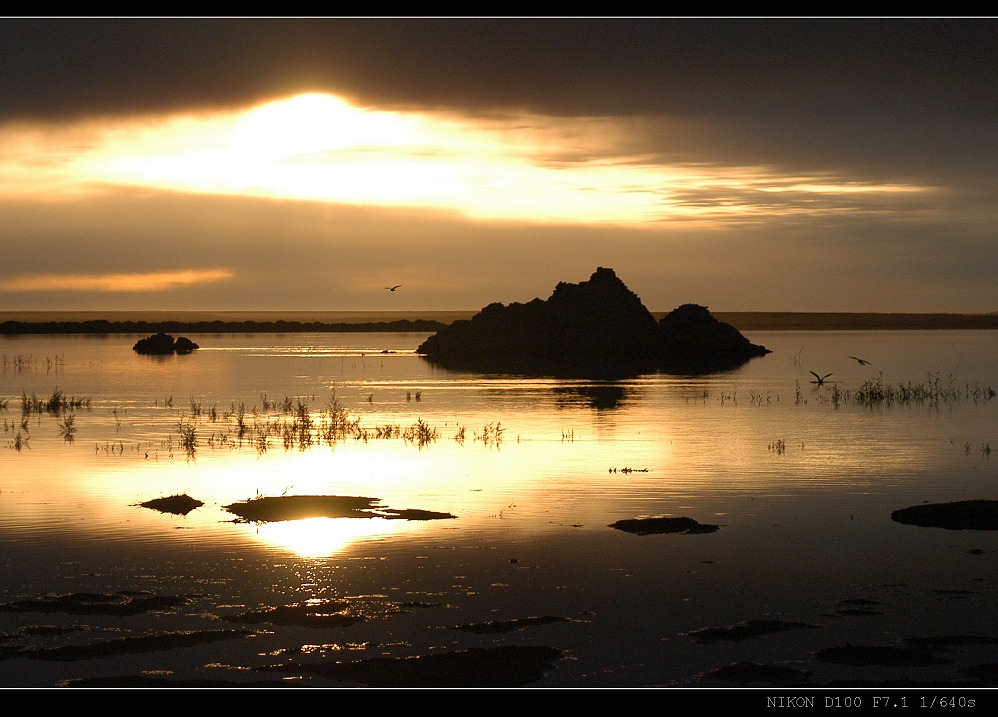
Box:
[713,311,998,331]
[2,312,995,336]
[0,318,448,335]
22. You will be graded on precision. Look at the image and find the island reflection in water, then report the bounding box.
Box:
[1,329,996,688]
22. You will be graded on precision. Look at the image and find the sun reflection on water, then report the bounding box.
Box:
[246,516,431,559]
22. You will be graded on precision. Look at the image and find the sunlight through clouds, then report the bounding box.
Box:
[0,92,932,225]
[0,268,234,293]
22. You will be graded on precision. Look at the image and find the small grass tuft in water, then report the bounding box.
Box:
[403,418,439,448]
[474,421,504,448]
[6,430,29,451]
[58,413,77,441]
[177,417,198,458]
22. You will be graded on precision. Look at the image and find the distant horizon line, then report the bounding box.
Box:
[2,309,997,319]
[2,309,997,333]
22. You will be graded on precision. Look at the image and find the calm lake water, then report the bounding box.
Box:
[1,329,996,688]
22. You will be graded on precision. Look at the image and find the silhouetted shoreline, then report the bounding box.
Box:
[711,312,998,331]
[1,311,996,335]
[0,317,449,336]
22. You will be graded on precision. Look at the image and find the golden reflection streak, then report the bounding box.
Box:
[252,517,429,559]
[0,92,931,225]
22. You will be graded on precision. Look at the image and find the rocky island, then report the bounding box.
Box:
[417,267,770,377]
[133,332,200,355]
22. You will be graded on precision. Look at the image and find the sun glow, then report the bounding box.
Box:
[0,92,932,225]
[250,516,424,559]
[0,268,234,292]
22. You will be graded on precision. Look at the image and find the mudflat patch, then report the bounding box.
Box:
[6,629,250,662]
[685,619,820,644]
[262,644,564,687]
[137,493,204,515]
[816,644,948,666]
[222,600,369,628]
[452,615,570,634]
[891,500,998,530]
[609,516,719,535]
[0,592,193,616]
[221,596,438,628]
[222,494,456,523]
[698,661,813,683]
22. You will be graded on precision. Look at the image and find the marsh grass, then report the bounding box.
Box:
[96,440,127,456]
[403,418,439,448]
[177,417,198,458]
[10,369,993,460]
[20,388,91,416]
[836,372,994,409]
[748,390,775,405]
[161,392,466,455]
[474,422,504,448]
[7,431,28,451]
[1,353,65,375]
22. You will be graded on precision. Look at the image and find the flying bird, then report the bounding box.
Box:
[385,285,402,292]
[810,371,833,386]
[848,356,871,365]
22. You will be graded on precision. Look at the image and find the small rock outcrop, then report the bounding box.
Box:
[658,303,770,373]
[133,332,199,355]
[417,268,769,377]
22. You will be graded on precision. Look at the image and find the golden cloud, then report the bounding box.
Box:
[0,268,234,292]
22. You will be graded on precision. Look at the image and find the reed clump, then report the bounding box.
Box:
[403,418,439,448]
[14,431,28,451]
[177,417,198,458]
[474,421,505,448]
[844,372,993,409]
[58,413,77,441]
[21,388,91,416]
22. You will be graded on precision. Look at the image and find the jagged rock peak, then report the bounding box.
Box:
[416,268,770,377]
[552,267,633,298]
[547,267,656,322]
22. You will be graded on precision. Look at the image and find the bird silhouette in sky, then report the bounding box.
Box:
[810,371,833,386]
[385,285,402,292]
[848,356,871,365]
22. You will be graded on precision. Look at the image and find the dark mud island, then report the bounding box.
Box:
[417,267,769,377]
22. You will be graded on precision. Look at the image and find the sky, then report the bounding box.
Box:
[1,17,996,313]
